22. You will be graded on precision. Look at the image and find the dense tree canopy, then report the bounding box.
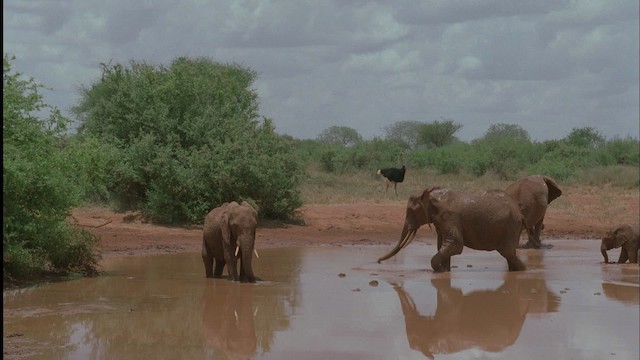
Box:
[73,56,302,222]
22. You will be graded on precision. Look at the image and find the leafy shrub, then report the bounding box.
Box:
[3,55,100,281]
[601,136,639,166]
[73,57,302,222]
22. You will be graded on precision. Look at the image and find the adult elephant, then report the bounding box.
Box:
[600,224,639,264]
[202,201,259,282]
[377,187,526,272]
[505,175,562,249]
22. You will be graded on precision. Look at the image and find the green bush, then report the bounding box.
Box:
[3,55,100,281]
[601,136,639,166]
[73,57,302,223]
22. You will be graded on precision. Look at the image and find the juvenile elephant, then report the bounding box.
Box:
[600,224,639,264]
[378,187,526,272]
[505,175,562,249]
[202,201,259,282]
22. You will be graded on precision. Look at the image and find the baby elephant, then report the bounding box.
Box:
[600,224,639,264]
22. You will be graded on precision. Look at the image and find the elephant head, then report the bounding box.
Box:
[600,224,639,264]
[377,187,435,263]
[222,201,259,282]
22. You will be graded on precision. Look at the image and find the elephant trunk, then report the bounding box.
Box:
[601,243,609,263]
[377,223,417,263]
[241,236,256,282]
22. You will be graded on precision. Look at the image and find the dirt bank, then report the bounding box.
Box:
[72,187,639,258]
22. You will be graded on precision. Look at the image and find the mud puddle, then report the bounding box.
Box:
[3,240,639,359]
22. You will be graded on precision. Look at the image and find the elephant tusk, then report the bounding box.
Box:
[399,230,417,251]
[235,246,240,257]
[254,306,259,317]
[234,310,238,322]
[405,231,417,248]
[254,249,260,258]
[377,229,415,263]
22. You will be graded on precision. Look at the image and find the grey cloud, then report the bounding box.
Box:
[394,0,569,26]
[2,0,638,141]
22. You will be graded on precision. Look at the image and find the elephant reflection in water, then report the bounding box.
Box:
[391,277,559,359]
[602,282,640,305]
[202,282,257,359]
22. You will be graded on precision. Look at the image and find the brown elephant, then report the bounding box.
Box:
[505,175,562,249]
[378,187,526,272]
[390,277,558,359]
[600,224,639,264]
[202,201,259,282]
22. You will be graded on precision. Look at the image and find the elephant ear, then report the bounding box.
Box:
[610,227,631,248]
[543,176,562,204]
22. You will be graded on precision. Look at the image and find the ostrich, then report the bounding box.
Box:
[377,152,406,197]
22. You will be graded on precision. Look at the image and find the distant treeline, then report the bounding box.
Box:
[292,122,639,182]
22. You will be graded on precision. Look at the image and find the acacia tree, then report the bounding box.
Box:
[316,125,363,146]
[384,120,422,149]
[481,123,531,142]
[564,127,605,148]
[418,118,463,148]
[73,56,302,222]
[474,123,535,180]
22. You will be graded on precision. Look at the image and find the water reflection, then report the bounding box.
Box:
[3,252,302,359]
[202,282,257,359]
[389,276,559,359]
[601,282,640,305]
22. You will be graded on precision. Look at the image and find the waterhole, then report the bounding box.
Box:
[3,241,639,359]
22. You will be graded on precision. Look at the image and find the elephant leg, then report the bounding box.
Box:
[617,249,628,264]
[498,248,526,271]
[224,249,239,281]
[213,259,226,278]
[202,254,214,278]
[434,233,451,271]
[531,218,544,247]
[431,237,463,273]
[202,242,214,278]
[522,224,541,249]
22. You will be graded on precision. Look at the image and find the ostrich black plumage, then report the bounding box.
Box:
[377,152,406,197]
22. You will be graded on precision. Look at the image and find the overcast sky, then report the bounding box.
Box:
[3,1,639,141]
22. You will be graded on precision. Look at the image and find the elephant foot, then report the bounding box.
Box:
[519,241,554,249]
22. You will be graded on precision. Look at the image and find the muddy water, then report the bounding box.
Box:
[3,240,639,360]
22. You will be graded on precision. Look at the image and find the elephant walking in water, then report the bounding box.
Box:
[202,201,260,282]
[505,175,562,249]
[378,187,526,272]
[601,224,639,264]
